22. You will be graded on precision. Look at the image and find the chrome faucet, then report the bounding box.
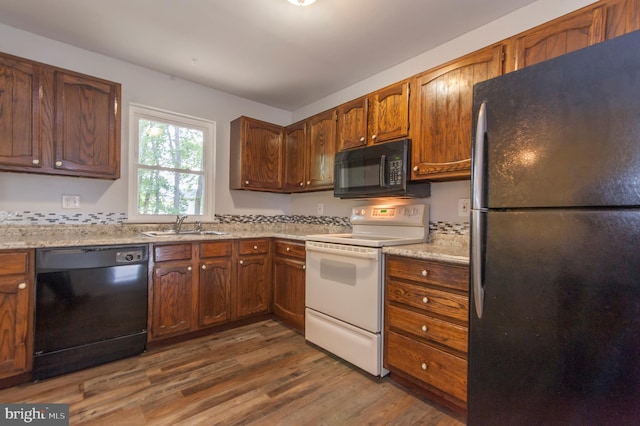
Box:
[174,215,188,233]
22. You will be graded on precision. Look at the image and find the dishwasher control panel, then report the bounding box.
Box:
[116,249,145,263]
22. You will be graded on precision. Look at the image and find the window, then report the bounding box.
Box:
[128,104,215,222]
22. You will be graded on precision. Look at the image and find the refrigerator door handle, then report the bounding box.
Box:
[472,102,487,210]
[471,209,484,318]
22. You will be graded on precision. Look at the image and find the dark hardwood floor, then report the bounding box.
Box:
[0,320,465,425]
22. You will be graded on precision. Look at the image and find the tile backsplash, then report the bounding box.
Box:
[0,210,469,235]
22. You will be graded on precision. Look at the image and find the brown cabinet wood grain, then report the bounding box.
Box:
[283,120,307,192]
[411,44,504,181]
[368,80,410,145]
[0,250,33,381]
[0,51,120,179]
[508,3,606,71]
[306,109,337,190]
[151,260,195,339]
[336,96,368,151]
[230,116,284,191]
[236,238,271,318]
[385,255,469,412]
[198,241,233,328]
[272,239,305,332]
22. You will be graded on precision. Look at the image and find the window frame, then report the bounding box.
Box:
[127,103,216,223]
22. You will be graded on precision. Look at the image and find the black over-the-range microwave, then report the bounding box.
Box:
[333,139,431,199]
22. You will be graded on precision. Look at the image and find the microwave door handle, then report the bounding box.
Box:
[379,155,386,187]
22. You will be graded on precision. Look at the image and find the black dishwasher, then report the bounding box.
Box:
[33,245,148,380]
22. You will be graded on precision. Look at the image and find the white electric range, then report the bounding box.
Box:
[304,204,428,376]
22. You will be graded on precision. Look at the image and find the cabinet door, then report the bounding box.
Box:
[54,71,121,179]
[306,109,336,190]
[0,277,31,378]
[411,45,504,181]
[283,120,307,192]
[369,80,410,144]
[240,117,284,190]
[199,258,232,327]
[604,0,640,40]
[272,256,305,332]
[236,256,270,318]
[0,54,42,170]
[337,96,368,151]
[511,4,605,71]
[152,263,194,338]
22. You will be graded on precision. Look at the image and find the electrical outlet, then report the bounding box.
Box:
[458,198,470,216]
[62,195,80,209]
[316,203,324,216]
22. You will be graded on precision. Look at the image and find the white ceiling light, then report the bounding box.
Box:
[288,0,316,6]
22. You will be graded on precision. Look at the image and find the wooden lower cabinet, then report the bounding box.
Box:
[384,255,469,412]
[198,241,233,327]
[0,250,34,381]
[272,239,305,332]
[236,239,271,318]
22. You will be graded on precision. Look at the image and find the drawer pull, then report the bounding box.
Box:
[421,362,428,370]
[303,264,306,270]
[421,325,428,332]
[422,296,429,304]
[240,260,244,265]
[286,247,291,251]
[187,266,192,271]
[18,282,27,290]
[421,269,428,277]
[201,265,206,270]
[253,245,258,250]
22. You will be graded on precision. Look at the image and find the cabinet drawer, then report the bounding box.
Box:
[387,330,467,403]
[0,251,29,275]
[273,240,305,259]
[238,239,269,255]
[387,279,468,323]
[386,256,468,292]
[386,304,468,354]
[154,244,192,262]
[200,241,232,258]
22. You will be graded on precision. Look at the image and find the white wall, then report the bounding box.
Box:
[0,0,595,223]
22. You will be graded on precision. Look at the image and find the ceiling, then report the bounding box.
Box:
[0,0,537,111]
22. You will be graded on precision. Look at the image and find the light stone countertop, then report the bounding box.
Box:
[0,223,469,264]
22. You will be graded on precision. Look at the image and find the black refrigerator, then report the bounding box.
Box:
[469,30,640,425]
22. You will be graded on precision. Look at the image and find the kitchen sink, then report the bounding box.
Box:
[141,230,227,237]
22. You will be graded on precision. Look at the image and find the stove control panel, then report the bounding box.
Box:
[351,204,427,226]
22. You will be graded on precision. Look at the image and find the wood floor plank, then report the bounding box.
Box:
[0,320,465,425]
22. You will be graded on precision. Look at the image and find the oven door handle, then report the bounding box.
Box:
[306,242,379,260]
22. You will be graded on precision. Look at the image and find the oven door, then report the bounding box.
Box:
[305,241,382,332]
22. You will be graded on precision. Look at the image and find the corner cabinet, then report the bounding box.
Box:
[0,250,34,381]
[230,116,284,191]
[384,255,469,413]
[306,109,337,190]
[410,44,504,181]
[272,239,305,332]
[0,51,121,179]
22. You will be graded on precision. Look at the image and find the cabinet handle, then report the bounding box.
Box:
[422,296,429,304]
[299,182,304,187]
[18,282,27,290]
[201,265,206,270]
[413,166,419,172]
[360,136,365,142]
[421,325,428,332]
[421,270,428,277]
[32,159,40,165]
[253,245,258,250]
[302,264,306,270]
[240,260,244,265]
[187,266,192,271]
[244,180,250,185]
[286,247,290,251]
[371,134,377,140]
[307,181,311,185]
[55,161,63,167]
[421,362,428,371]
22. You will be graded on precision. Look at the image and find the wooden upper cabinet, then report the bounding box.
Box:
[306,109,337,190]
[283,120,307,192]
[0,54,42,170]
[230,116,284,191]
[337,96,368,151]
[368,80,410,145]
[54,71,121,179]
[0,51,121,179]
[604,0,640,40]
[509,3,606,71]
[411,44,504,181]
